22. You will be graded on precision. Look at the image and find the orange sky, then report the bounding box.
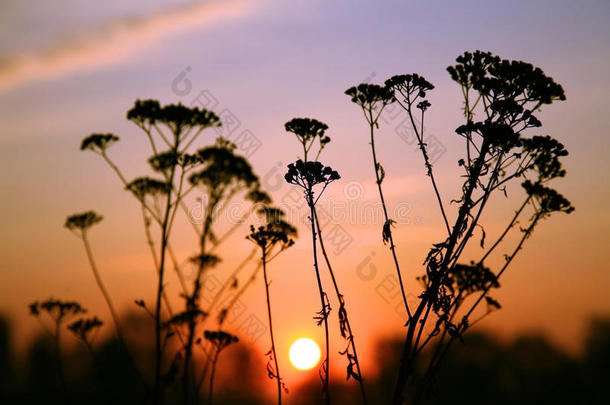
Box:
[1,0,609,389]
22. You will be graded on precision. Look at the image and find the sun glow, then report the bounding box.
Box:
[289,338,321,371]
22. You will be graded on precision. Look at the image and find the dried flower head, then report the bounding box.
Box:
[447,51,565,105]
[246,188,272,204]
[148,150,181,174]
[125,177,169,200]
[68,317,103,343]
[188,253,221,269]
[189,138,259,195]
[258,206,285,224]
[522,135,568,180]
[65,211,103,231]
[246,222,295,252]
[345,83,395,110]
[522,180,574,215]
[127,99,221,135]
[285,118,329,144]
[30,298,86,323]
[285,118,331,160]
[385,73,435,99]
[284,159,340,190]
[446,262,499,296]
[204,330,239,351]
[80,133,119,153]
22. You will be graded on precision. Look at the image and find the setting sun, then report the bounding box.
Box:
[289,338,321,370]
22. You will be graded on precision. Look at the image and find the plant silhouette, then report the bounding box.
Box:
[284,128,341,405]
[203,330,238,405]
[25,50,576,405]
[65,211,146,390]
[284,117,369,404]
[246,207,296,405]
[28,299,87,403]
[56,99,278,405]
[347,50,573,404]
[344,83,412,320]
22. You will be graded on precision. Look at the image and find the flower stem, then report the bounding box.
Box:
[307,190,331,405]
[153,145,178,405]
[262,248,283,405]
[368,118,411,319]
[81,231,148,393]
[313,208,368,405]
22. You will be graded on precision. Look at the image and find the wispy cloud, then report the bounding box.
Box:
[0,0,258,93]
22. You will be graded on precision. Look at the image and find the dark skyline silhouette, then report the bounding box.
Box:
[2,314,609,404]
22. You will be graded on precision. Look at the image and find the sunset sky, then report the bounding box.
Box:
[1,0,609,388]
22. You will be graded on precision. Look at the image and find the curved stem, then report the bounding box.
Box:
[182,203,214,404]
[479,197,531,265]
[465,212,541,321]
[368,116,411,318]
[391,138,491,405]
[262,248,282,405]
[100,153,162,224]
[153,145,178,405]
[447,152,506,269]
[166,242,190,296]
[81,232,148,393]
[416,212,542,403]
[81,233,121,334]
[307,192,331,405]
[141,206,181,319]
[313,208,368,405]
[405,104,451,236]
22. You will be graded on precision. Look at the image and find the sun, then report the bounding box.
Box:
[289,337,321,370]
